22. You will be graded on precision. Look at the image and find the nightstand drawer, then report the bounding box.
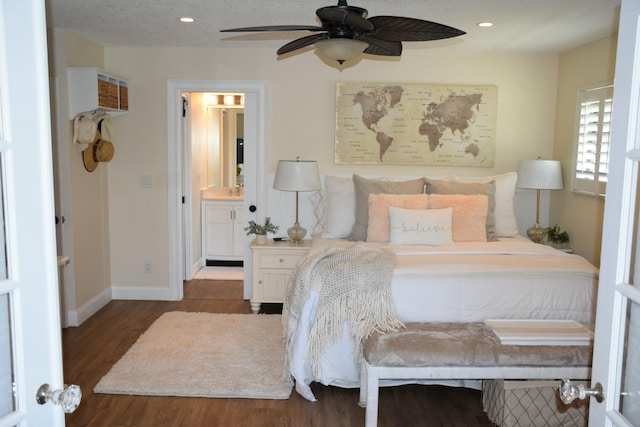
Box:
[257,253,301,269]
[250,239,311,313]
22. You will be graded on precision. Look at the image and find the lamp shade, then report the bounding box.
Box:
[315,38,369,63]
[273,160,321,192]
[516,160,563,190]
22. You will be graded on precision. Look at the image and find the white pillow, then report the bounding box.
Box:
[451,172,519,237]
[322,175,355,239]
[388,207,453,246]
[309,189,327,236]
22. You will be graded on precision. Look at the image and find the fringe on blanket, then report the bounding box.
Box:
[283,242,404,379]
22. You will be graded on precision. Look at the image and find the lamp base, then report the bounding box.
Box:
[527,223,548,244]
[287,222,307,243]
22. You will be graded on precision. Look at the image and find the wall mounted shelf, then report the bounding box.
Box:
[67,67,128,119]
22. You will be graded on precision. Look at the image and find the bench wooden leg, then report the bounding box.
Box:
[365,365,380,427]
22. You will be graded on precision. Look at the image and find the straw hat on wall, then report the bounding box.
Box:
[82,130,114,172]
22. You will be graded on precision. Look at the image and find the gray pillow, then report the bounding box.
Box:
[424,179,497,242]
[350,175,426,241]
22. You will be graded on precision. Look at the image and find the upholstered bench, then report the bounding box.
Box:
[359,322,592,427]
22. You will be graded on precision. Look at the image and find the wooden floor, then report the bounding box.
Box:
[62,280,495,427]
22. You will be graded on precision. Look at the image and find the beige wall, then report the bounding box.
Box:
[49,29,111,324]
[51,29,615,318]
[551,35,618,266]
[105,47,560,175]
[100,46,560,296]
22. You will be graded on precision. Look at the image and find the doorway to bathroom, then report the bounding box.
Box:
[184,92,245,280]
[167,80,269,301]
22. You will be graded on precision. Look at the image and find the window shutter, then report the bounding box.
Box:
[572,83,613,197]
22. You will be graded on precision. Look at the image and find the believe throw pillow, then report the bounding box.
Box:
[388,207,453,246]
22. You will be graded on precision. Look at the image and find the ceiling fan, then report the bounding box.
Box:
[221,0,465,64]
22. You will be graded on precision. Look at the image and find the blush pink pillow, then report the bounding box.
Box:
[367,194,430,242]
[428,194,489,242]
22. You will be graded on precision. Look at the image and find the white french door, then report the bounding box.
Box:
[589,0,640,424]
[0,0,79,425]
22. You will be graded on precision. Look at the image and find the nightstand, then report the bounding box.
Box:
[554,246,574,254]
[546,243,574,254]
[249,239,311,314]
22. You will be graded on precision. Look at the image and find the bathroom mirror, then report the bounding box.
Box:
[206,108,244,188]
[193,91,244,188]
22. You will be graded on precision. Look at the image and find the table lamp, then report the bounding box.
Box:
[273,159,321,242]
[516,159,563,243]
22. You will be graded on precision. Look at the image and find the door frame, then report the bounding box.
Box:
[180,93,192,281]
[167,80,269,300]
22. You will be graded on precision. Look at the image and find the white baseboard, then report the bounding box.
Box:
[65,288,112,327]
[186,258,202,280]
[111,285,179,301]
[63,285,179,327]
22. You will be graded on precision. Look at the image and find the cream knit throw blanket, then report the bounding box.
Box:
[283,242,403,377]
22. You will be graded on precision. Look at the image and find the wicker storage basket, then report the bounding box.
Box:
[97,76,118,109]
[482,379,589,427]
[119,83,128,110]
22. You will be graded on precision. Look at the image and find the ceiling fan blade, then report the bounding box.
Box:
[358,36,402,56]
[368,16,465,41]
[277,33,330,55]
[221,25,324,33]
[316,6,373,31]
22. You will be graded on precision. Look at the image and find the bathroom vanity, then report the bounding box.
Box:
[201,187,245,263]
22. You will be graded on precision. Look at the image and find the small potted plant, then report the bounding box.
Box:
[245,217,279,244]
[546,224,570,248]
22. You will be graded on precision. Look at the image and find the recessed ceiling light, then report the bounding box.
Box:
[477,22,494,28]
[180,17,195,23]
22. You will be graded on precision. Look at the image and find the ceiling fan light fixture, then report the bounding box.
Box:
[315,38,369,64]
[223,1,465,65]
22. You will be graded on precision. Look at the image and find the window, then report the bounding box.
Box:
[572,83,613,197]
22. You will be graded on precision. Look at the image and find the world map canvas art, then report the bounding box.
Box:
[335,82,498,167]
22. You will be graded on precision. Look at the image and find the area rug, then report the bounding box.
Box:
[94,312,293,399]
[193,266,244,281]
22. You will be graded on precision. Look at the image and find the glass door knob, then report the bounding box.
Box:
[559,379,604,404]
[36,383,82,413]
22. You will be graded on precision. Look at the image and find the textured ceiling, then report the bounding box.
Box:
[47,0,620,54]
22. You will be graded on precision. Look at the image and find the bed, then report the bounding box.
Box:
[283,173,599,401]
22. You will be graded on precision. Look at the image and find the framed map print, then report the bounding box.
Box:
[335,82,498,167]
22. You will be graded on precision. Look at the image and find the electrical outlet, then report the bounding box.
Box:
[144,261,152,273]
[140,175,153,188]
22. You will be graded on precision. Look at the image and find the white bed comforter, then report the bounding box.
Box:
[286,236,599,401]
